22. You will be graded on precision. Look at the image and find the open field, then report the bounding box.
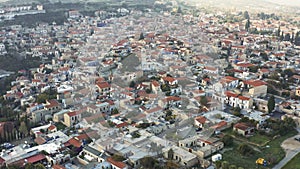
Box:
[282,152,300,169]
[222,130,298,169]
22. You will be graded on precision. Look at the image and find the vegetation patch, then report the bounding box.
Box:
[282,152,300,169]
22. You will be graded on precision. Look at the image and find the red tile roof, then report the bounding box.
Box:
[162,76,176,83]
[34,137,46,145]
[116,122,129,128]
[68,138,82,148]
[165,96,181,102]
[236,62,254,68]
[195,116,207,124]
[52,164,66,169]
[0,157,5,164]
[244,80,267,87]
[211,121,227,130]
[146,106,163,114]
[96,81,111,89]
[234,123,253,131]
[151,80,160,87]
[26,154,45,163]
[225,91,238,98]
[45,99,60,108]
[238,95,250,101]
[67,111,78,117]
[77,133,89,140]
[107,157,126,169]
[48,125,56,131]
[204,66,217,71]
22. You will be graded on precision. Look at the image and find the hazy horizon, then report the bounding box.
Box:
[265,0,300,7]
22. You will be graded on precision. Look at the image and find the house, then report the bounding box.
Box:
[161,76,178,86]
[48,125,57,133]
[234,62,255,72]
[151,80,161,94]
[242,110,270,124]
[107,157,127,169]
[203,66,218,74]
[96,81,111,96]
[162,145,198,167]
[233,123,254,136]
[69,10,81,18]
[31,109,51,123]
[64,111,81,127]
[158,96,182,109]
[53,109,70,123]
[194,116,207,129]
[44,99,61,114]
[224,91,253,109]
[219,76,239,89]
[201,78,210,87]
[197,140,224,158]
[241,80,267,97]
[80,145,106,163]
[144,106,164,122]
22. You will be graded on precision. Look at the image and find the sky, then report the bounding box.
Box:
[265,0,300,7]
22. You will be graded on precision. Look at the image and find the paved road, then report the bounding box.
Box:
[273,128,300,169]
[273,148,300,169]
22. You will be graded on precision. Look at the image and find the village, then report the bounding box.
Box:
[0,1,300,169]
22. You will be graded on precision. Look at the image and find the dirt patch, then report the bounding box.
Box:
[281,134,300,150]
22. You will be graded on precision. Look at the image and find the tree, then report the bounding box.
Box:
[222,135,233,147]
[249,66,258,73]
[260,52,268,61]
[243,11,250,20]
[34,163,46,169]
[229,165,237,169]
[112,154,126,162]
[140,156,157,169]
[139,32,144,40]
[284,33,291,41]
[238,143,253,156]
[167,148,174,160]
[111,108,119,115]
[19,121,28,138]
[222,161,230,169]
[267,95,275,113]
[177,6,182,13]
[245,19,250,32]
[129,81,135,88]
[24,163,34,169]
[200,96,208,106]
[277,26,281,37]
[283,69,294,77]
[215,160,222,169]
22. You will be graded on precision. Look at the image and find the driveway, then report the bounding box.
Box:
[273,131,300,169]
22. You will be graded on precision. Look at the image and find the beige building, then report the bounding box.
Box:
[64,111,81,127]
[163,145,198,167]
[53,110,70,123]
[242,80,267,97]
[296,87,300,97]
[233,123,254,136]
[31,109,51,123]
